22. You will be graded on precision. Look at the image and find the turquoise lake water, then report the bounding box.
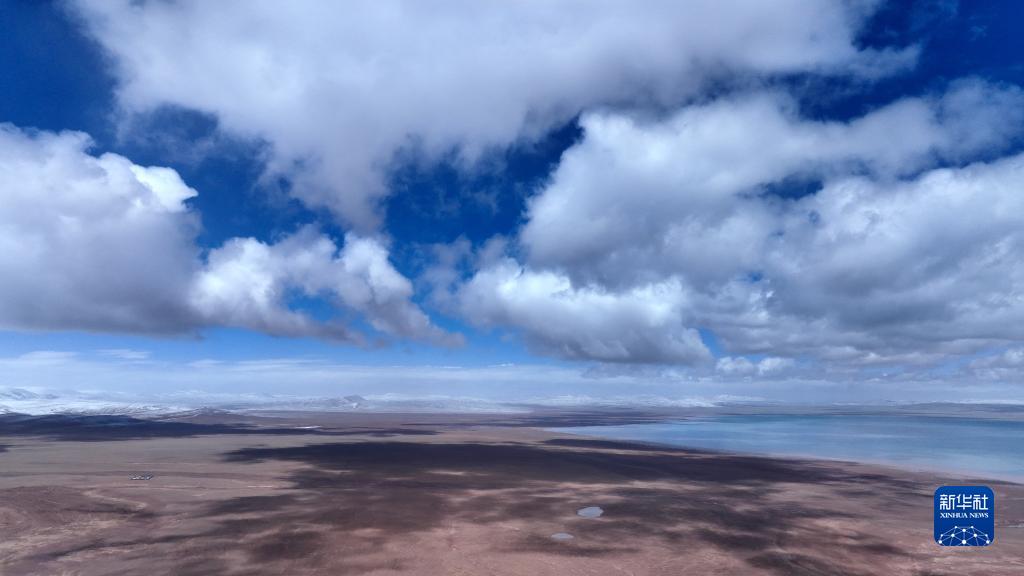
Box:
[550,414,1024,481]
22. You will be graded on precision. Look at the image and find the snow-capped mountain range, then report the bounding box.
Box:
[0,387,514,416]
[0,386,760,416]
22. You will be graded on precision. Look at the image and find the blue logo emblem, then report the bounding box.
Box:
[934,486,994,546]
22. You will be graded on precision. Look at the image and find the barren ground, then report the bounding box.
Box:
[1,411,1021,575]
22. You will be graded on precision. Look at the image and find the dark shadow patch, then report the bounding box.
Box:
[222,440,854,486]
[249,529,323,561]
[543,438,671,451]
[206,494,302,516]
[7,431,944,574]
[0,413,438,442]
[201,440,916,570]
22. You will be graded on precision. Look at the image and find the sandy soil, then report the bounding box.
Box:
[1,410,1021,575]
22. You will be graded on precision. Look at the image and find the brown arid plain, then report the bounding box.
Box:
[1,410,1022,575]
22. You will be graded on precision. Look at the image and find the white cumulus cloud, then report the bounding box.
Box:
[193,229,456,344]
[70,0,913,230]
[457,258,709,363]
[450,81,1024,366]
[0,124,452,345]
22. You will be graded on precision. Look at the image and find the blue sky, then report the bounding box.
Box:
[2,0,1024,403]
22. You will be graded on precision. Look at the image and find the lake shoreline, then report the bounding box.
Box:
[546,411,1024,484]
[547,425,1024,485]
